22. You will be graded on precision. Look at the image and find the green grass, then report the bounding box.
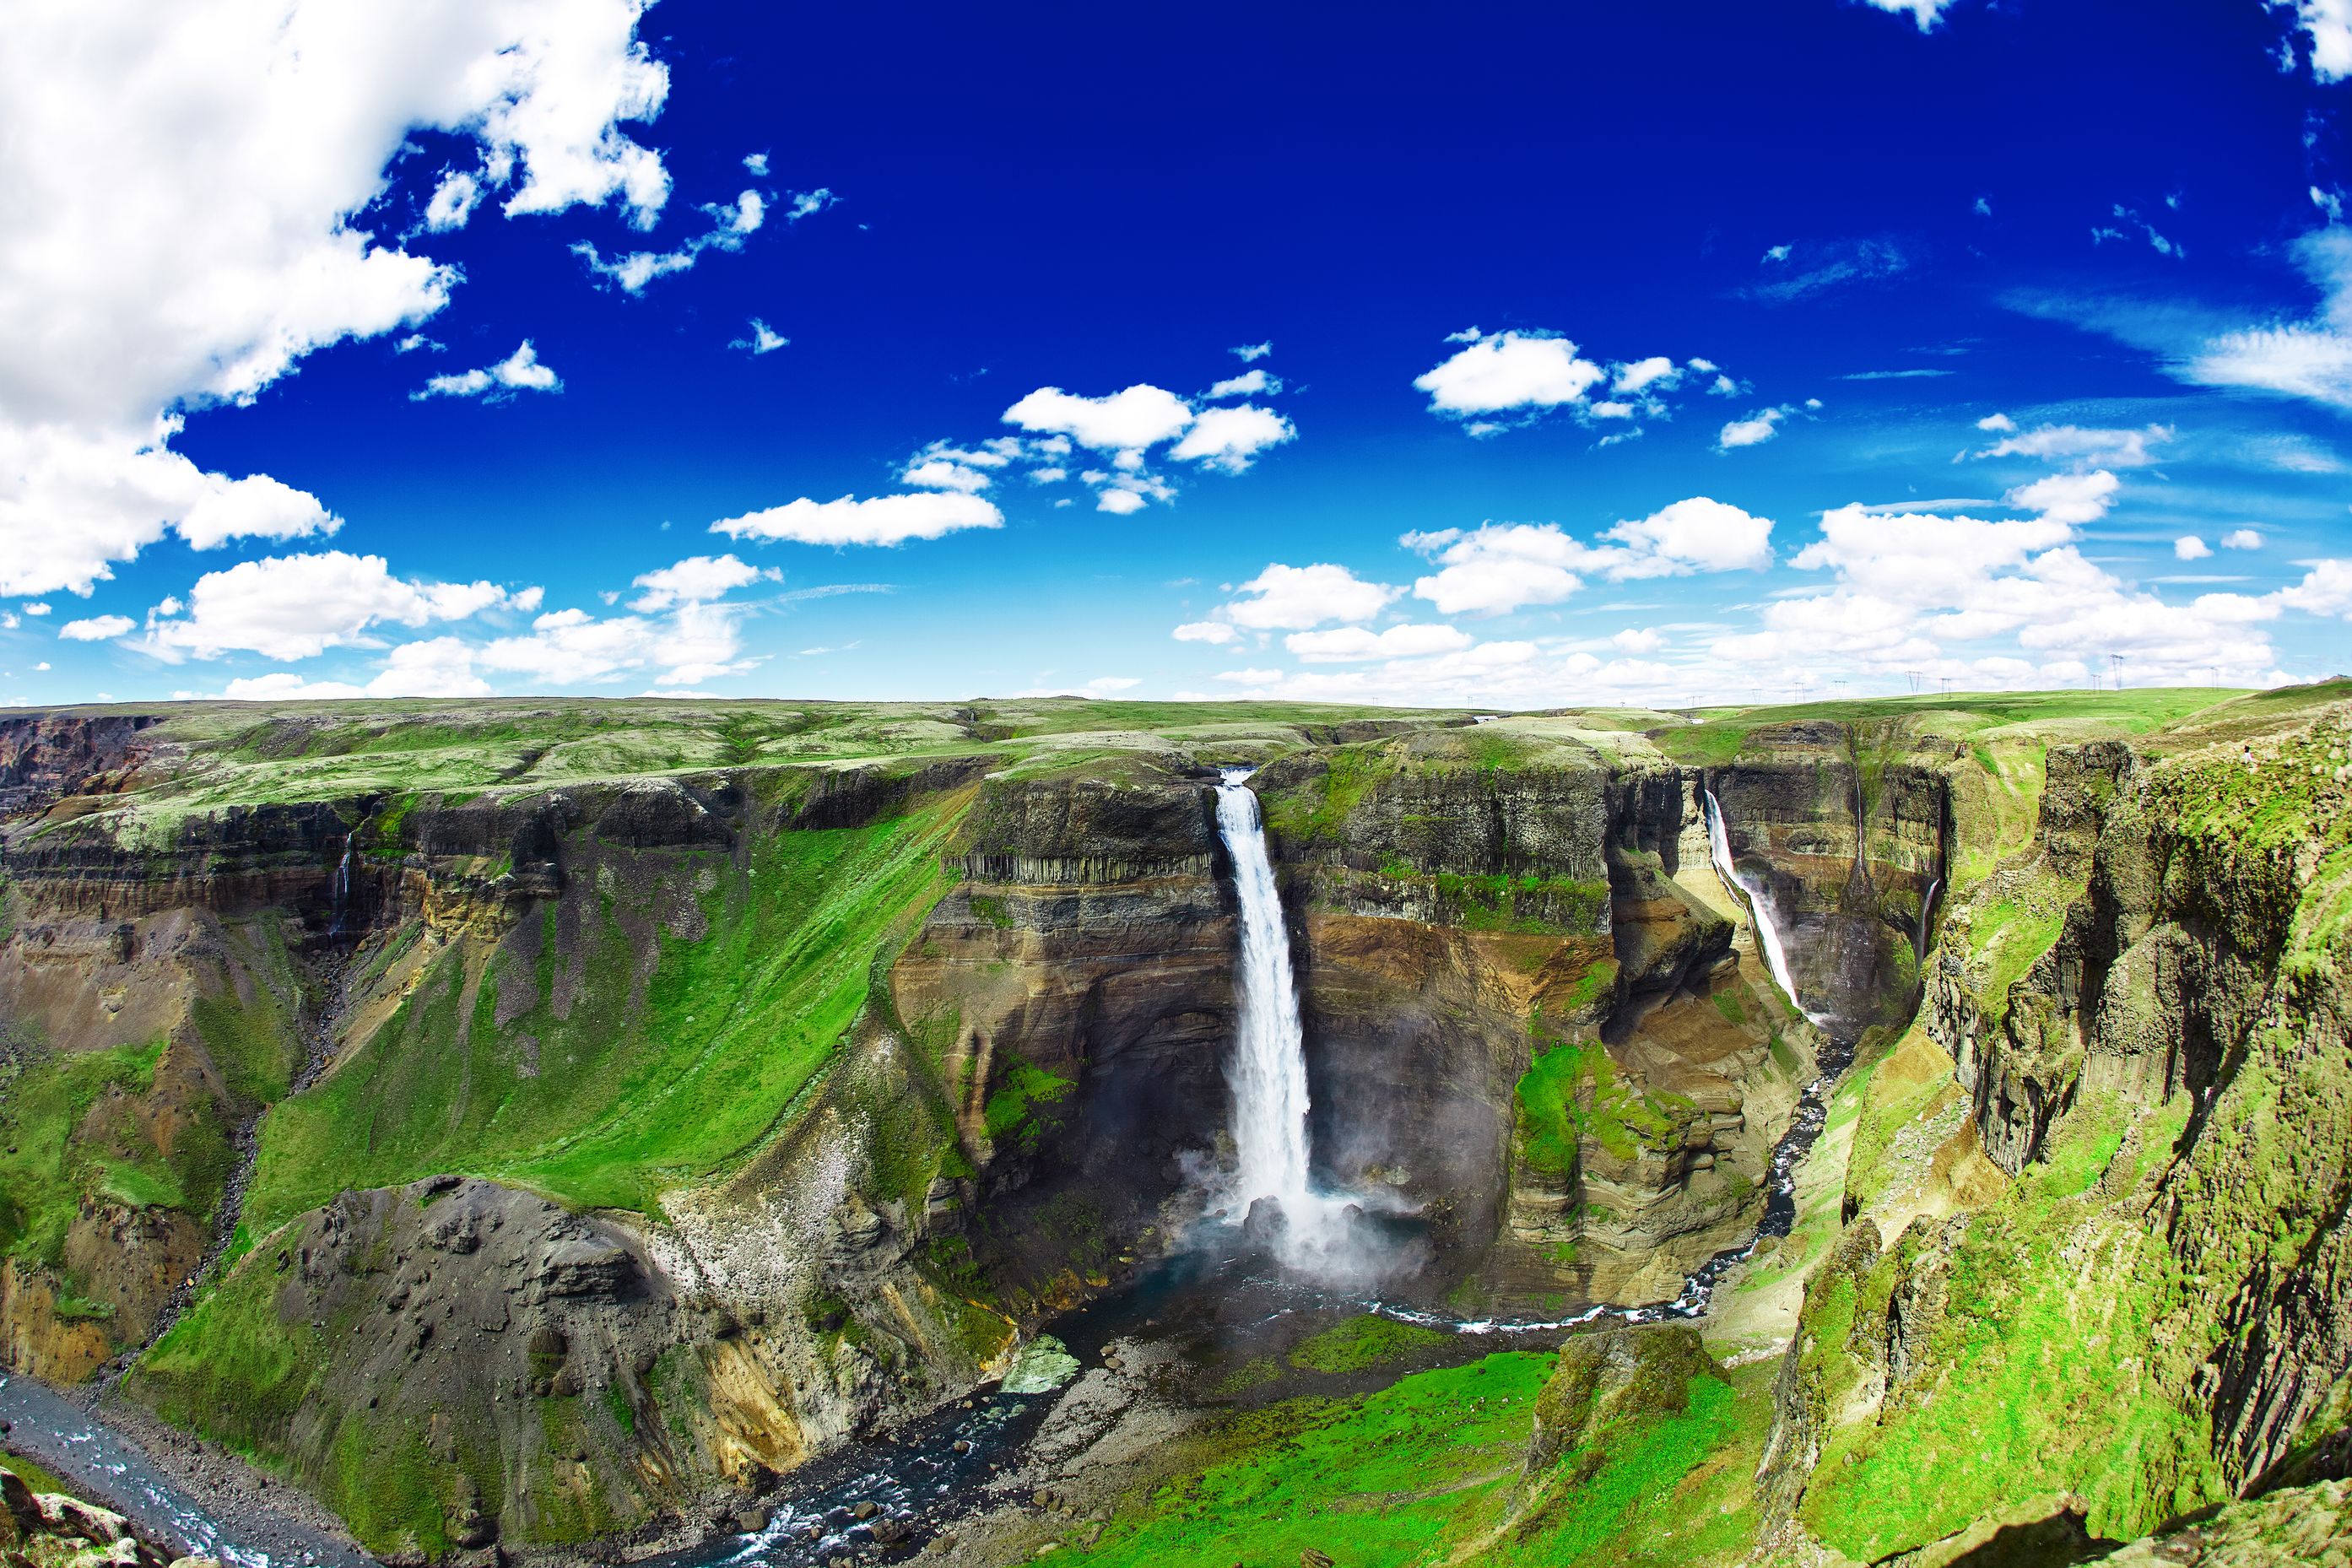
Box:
[0,1038,226,1268]
[1516,1041,1681,1175]
[246,791,971,1223]
[1798,1093,2219,1559]
[1285,1315,1449,1375]
[981,1059,1074,1151]
[1488,1361,1776,1568]
[1059,1352,1552,1568]
[0,1450,73,1495]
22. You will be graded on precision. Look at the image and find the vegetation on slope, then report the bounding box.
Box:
[247,790,971,1223]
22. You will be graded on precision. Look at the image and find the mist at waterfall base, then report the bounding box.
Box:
[1195,770,1426,1287]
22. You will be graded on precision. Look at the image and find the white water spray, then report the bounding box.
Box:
[1914,877,1941,973]
[1216,770,1316,1219]
[1702,789,1829,1029]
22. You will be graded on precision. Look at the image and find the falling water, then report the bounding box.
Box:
[1702,790,1829,1029]
[1215,769,1316,1225]
[327,833,354,937]
[1914,876,1941,972]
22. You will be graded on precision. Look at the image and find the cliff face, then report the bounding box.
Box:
[1700,719,1951,1035]
[0,702,1957,1559]
[1759,697,2352,1562]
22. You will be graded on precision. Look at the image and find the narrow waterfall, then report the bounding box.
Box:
[327,833,354,937]
[1914,877,1941,971]
[1702,790,1828,1029]
[1214,769,1315,1224]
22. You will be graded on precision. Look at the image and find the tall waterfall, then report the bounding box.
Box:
[1702,790,1828,1029]
[1215,769,1316,1223]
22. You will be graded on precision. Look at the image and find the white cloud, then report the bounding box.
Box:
[22,603,50,616]
[1717,408,1787,449]
[1285,624,1473,662]
[1170,405,1295,473]
[141,550,522,661]
[1612,356,1679,394]
[1976,412,2016,431]
[0,0,673,598]
[1172,620,1237,645]
[2276,559,2352,615]
[901,458,996,494]
[2004,469,2119,526]
[785,188,835,221]
[1606,497,1775,575]
[1863,0,1957,32]
[711,492,1003,547]
[1002,384,1195,453]
[396,334,443,354]
[422,170,481,232]
[219,672,369,700]
[1208,368,1279,398]
[1096,489,1147,516]
[367,635,492,696]
[628,554,770,611]
[572,189,766,294]
[2274,0,2352,81]
[475,599,754,688]
[1612,626,1663,654]
[1763,244,1792,263]
[1414,329,1603,419]
[732,319,789,354]
[1231,341,1273,361]
[413,340,561,402]
[2224,528,2265,550]
[2175,535,2214,560]
[1406,498,1773,614]
[1974,196,1993,217]
[743,152,770,176]
[59,615,135,641]
[1225,564,1399,630]
[2173,229,2352,408]
[0,423,345,597]
[1975,422,2171,468]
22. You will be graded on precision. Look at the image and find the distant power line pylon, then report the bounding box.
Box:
[1906,669,1923,695]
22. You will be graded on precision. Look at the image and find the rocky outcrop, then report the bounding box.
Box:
[1760,698,2352,1559]
[1702,719,1952,1033]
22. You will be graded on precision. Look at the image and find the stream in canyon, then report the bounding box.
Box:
[4,781,1859,1568]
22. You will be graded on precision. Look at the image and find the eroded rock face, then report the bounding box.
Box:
[1763,701,2352,1556]
[889,770,1236,1305]
[1702,720,1953,1034]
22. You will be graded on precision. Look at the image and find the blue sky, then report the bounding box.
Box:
[4,0,2350,707]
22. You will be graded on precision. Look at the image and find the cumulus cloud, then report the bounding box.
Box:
[2176,535,2214,560]
[1717,408,1788,449]
[2224,528,2265,550]
[0,0,674,599]
[1231,341,1273,361]
[1406,498,1774,615]
[2004,469,2119,526]
[2273,0,2352,81]
[1172,620,1238,645]
[1170,405,1295,473]
[412,340,561,402]
[1414,329,1605,419]
[1285,624,1473,662]
[140,550,526,662]
[711,492,1003,547]
[627,554,772,611]
[59,615,135,641]
[1208,368,1279,398]
[1222,564,1400,630]
[1002,385,1196,453]
[1860,3,1956,34]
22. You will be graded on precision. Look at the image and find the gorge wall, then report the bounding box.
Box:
[0,704,1959,1560]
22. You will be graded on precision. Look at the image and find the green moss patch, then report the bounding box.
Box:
[1286,1315,1449,1375]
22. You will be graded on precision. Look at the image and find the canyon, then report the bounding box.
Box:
[0,687,2344,1567]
